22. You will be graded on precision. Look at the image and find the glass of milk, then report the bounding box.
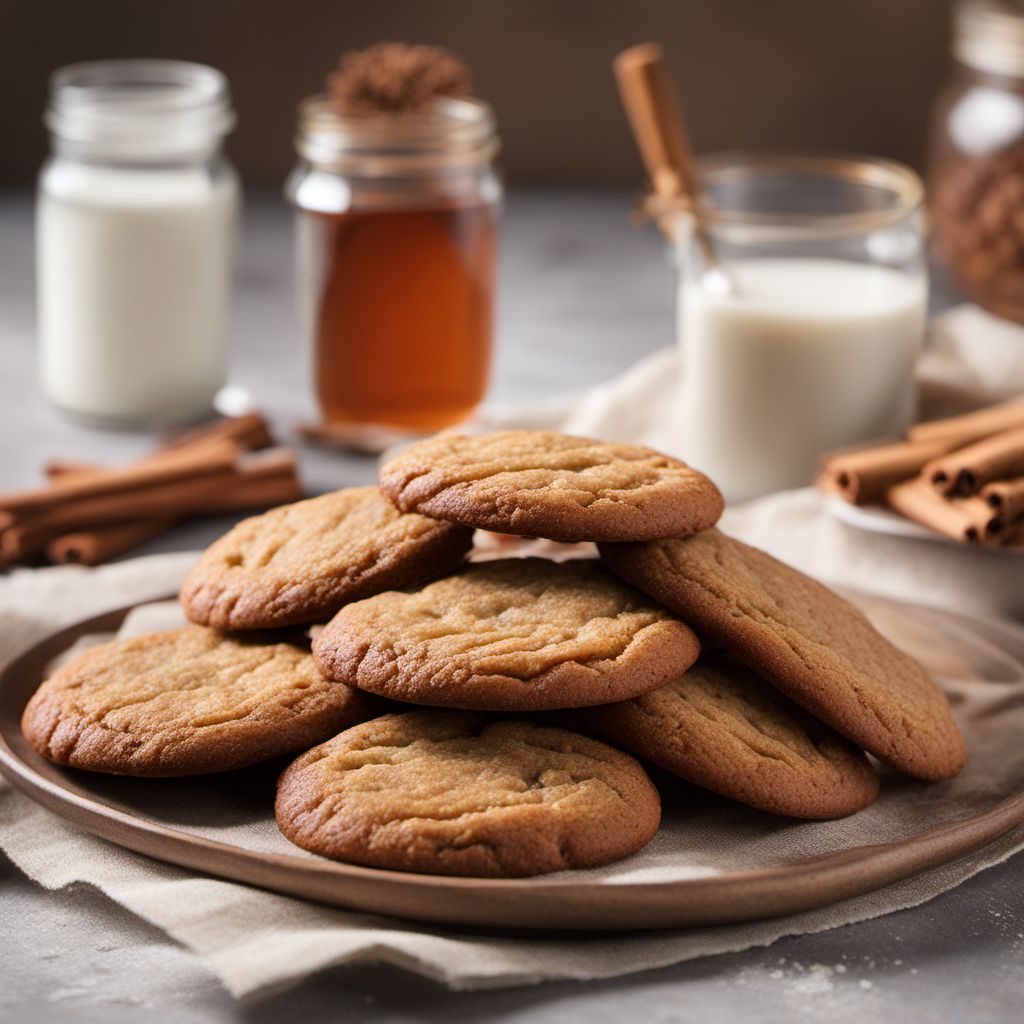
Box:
[37,61,239,426]
[677,154,927,502]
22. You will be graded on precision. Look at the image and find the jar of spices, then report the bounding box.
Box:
[286,45,501,446]
[37,60,239,425]
[930,0,1024,321]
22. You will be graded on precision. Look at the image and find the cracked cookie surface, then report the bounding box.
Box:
[180,487,473,631]
[583,654,879,818]
[275,710,661,876]
[599,529,966,781]
[313,557,701,711]
[378,430,723,542]
[21,626,374,776]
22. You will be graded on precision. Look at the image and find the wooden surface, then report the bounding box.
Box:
[2,188,1023,1022]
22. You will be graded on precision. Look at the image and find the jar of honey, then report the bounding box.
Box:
[287,92,501,444]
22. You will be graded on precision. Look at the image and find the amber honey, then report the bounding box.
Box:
[306,201,498,433]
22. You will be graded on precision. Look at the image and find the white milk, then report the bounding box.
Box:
[37,162,238,424]
[679,259,926,502]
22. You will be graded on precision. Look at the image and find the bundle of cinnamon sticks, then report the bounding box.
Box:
[0,414,303,568]
[817,399,1024,545]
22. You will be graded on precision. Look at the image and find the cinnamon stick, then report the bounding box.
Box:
[906,399,1024,447]
[924,426,1024,496]
[0,439,240,515]
[1,451,301,562]
[817,437,954,504]
[43,459,104,480]
[160,412,273,454]
[886,478,1003,544]
[198,472,303,512]
[614,43,716,256]
[45,517,178,566]
[42,414,274,481]
[981,476,1024,522]
[40,460,301,566]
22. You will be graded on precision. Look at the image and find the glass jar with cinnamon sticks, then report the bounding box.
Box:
[287,45,502,448]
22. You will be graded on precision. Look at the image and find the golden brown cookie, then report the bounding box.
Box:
[21,626,374,776]
[180,487,473,630]
[378,430,723,542]
[599,529,966,781]
[583,655,880,819]
[313,557,701,711]
[275,710,661,877]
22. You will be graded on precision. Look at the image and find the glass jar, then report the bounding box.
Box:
[286,95,501,446]
[38,60,239,426]
[930,0,1024,321]
[677,153,927,502]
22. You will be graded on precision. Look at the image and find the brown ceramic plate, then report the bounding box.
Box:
[1,593,1023,932]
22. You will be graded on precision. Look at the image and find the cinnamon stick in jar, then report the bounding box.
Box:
[817,437,954,504]
[924,426,1024,496]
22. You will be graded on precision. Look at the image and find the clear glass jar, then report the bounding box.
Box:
[677,153,927,502]
[38,60,239,426]
[930,0,1024,321]
[286,96,501,446]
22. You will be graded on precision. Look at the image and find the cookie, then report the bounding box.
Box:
[583,655,880,818]
[313,557,700,711]
[21,626,374,776]
[378,430,723,542]
[180,487,473,630]
[275,710,661,876]
[599,529,966,781]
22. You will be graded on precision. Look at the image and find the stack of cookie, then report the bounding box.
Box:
[21,430,967,880]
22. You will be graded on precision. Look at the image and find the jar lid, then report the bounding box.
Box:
[295,95,499,175]
[46,60,235,159]
[954,0,1024,78]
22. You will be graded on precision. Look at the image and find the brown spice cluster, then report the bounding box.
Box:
[817,399,1024,546]
[931,144,1024,322]
[326,42,473,115]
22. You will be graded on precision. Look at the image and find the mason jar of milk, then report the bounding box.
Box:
[37,60,239,425]
[677,154,927,502]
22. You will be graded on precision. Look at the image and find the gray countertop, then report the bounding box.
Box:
[1,188,1021,1024]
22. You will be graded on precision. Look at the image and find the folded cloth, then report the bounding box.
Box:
[2,554,1024,1000]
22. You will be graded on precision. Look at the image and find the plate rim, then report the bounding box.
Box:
[824,493,1024,555]
[2,595,1024,931]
